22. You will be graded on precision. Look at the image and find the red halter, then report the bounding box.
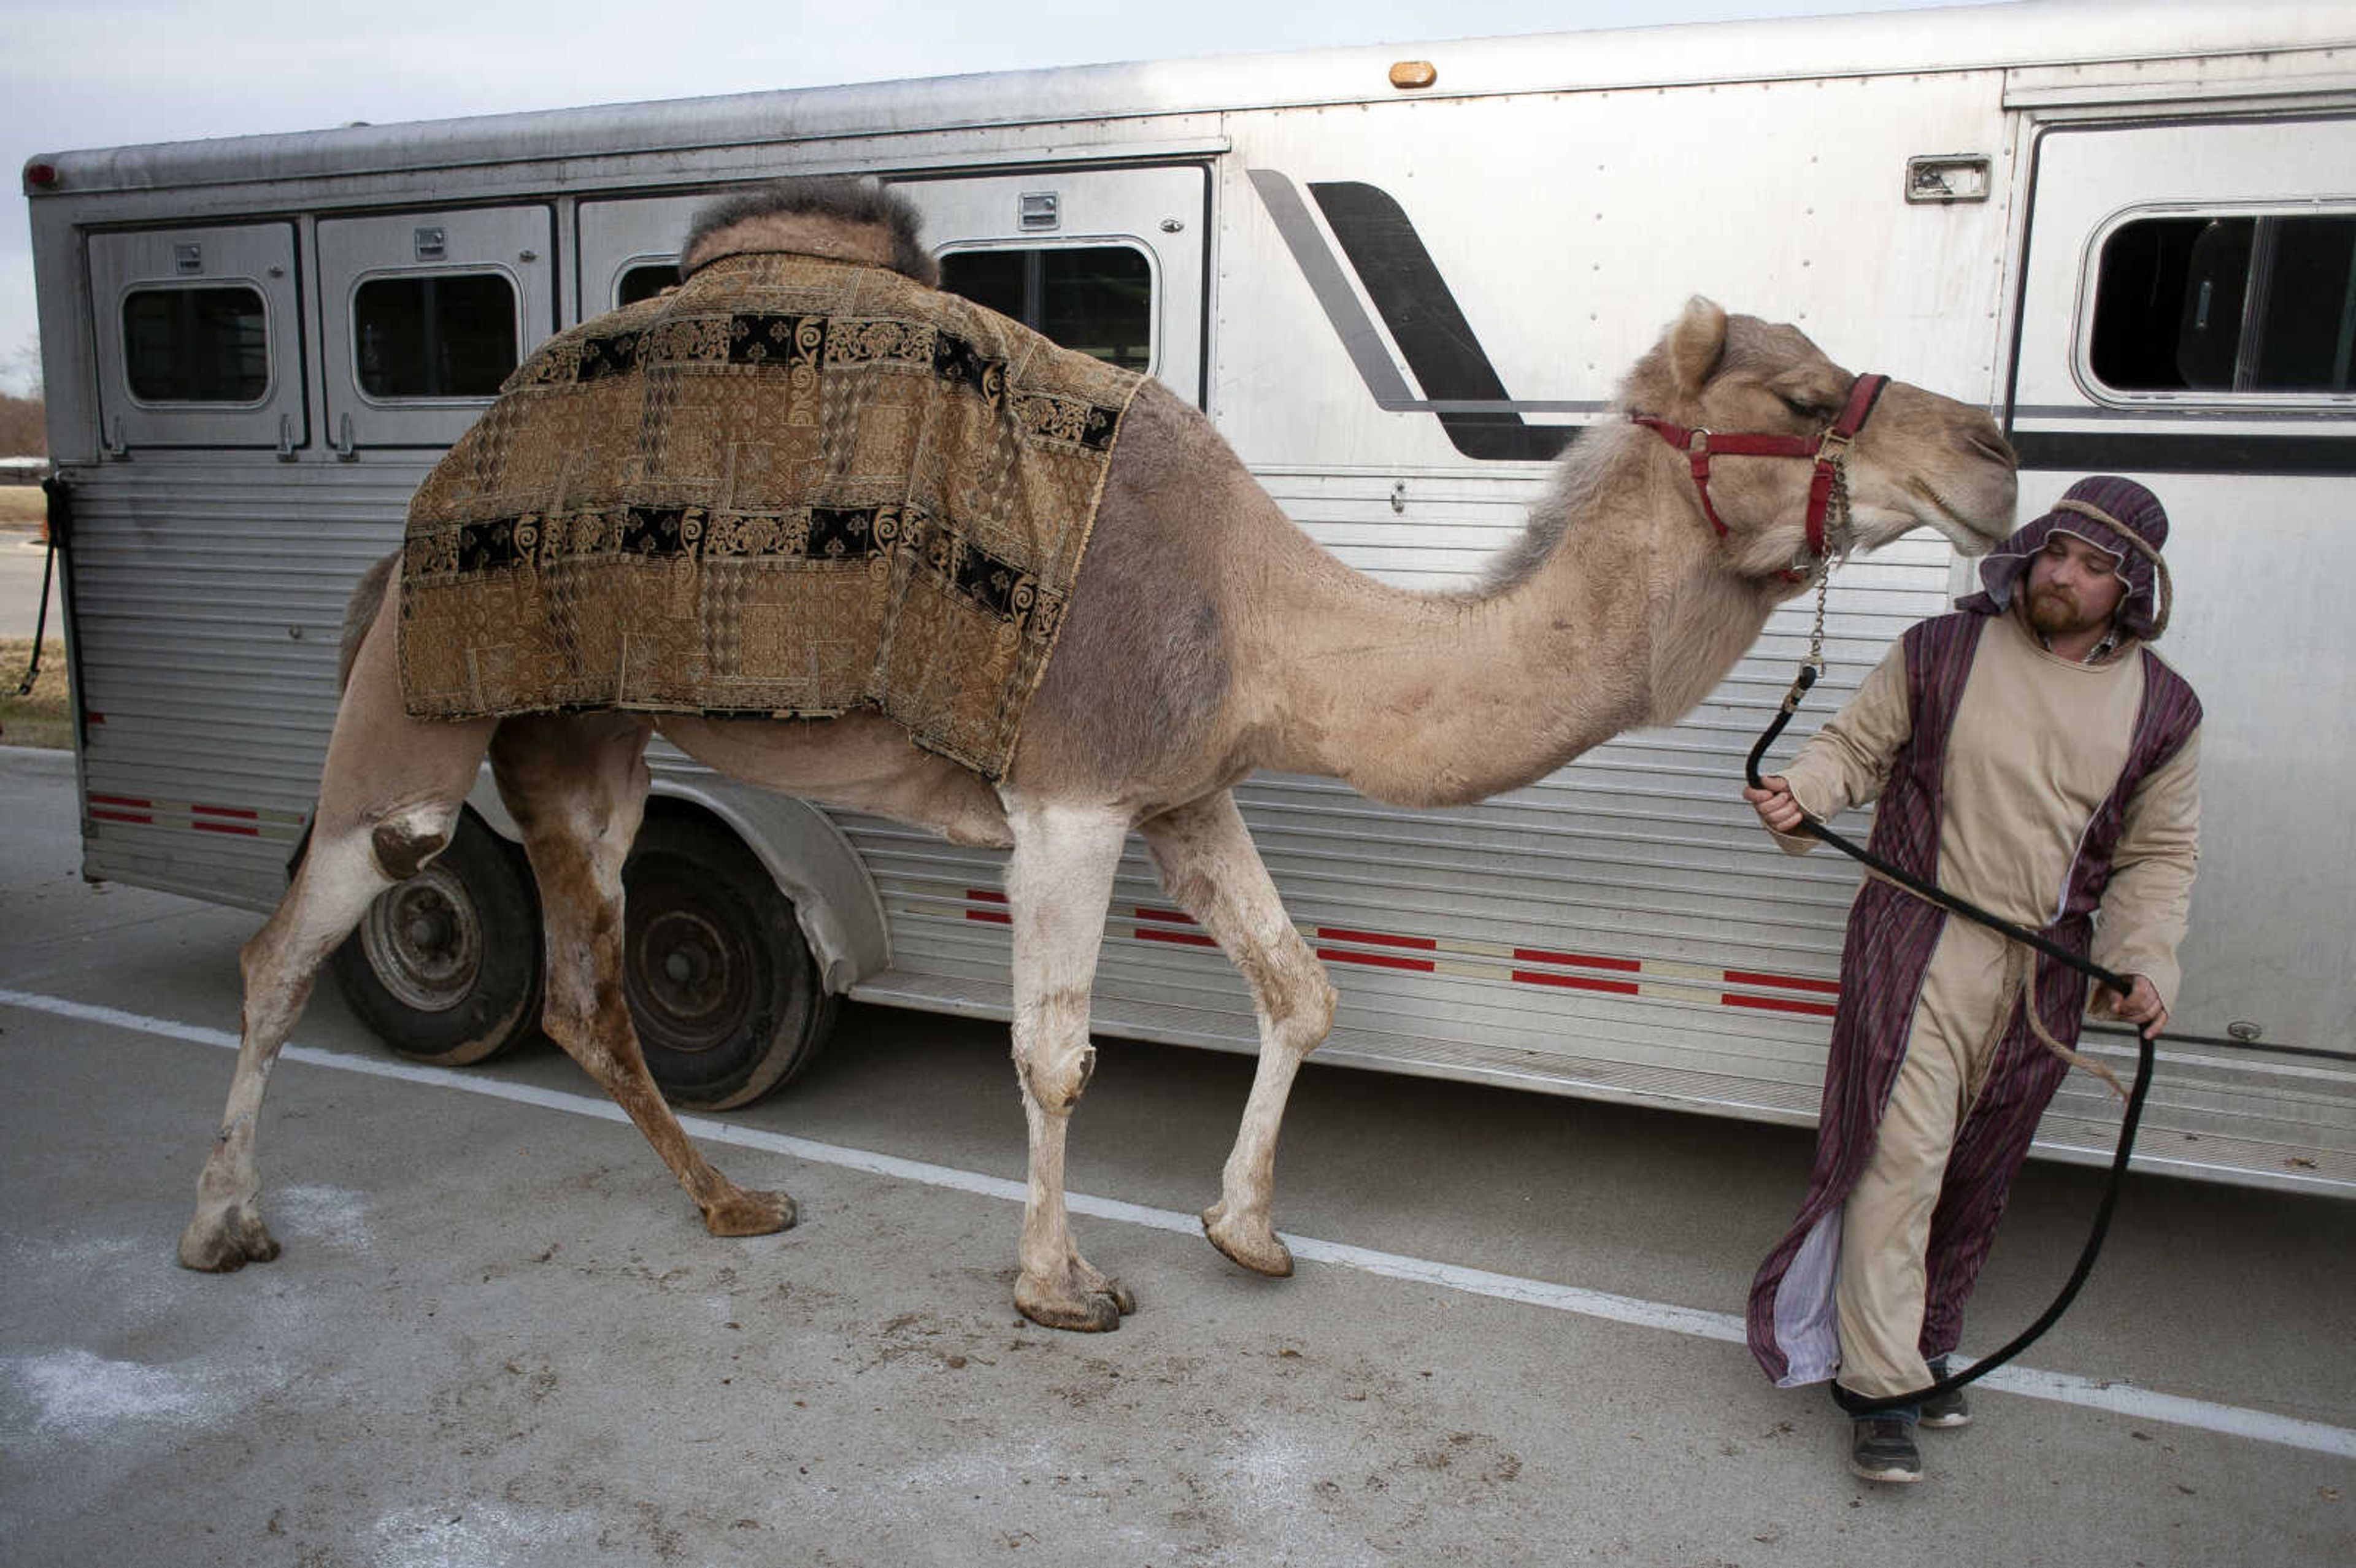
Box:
[1631,372,1890,581]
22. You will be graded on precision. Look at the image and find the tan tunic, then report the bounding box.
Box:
[1773,605,2201,1009]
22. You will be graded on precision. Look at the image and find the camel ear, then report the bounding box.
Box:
[1668,297,1728,394]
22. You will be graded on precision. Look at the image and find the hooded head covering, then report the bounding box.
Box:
[1958,475,2172,641]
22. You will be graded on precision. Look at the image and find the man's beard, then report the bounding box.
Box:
[2027,582,2106,638]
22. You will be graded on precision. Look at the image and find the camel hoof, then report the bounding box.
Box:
[1015,1276,1125,1333]
[1201,1203,1293,1278]
[703,1188,797,1237]
[177,1207,280,1272]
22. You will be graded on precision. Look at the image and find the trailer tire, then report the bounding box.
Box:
[622,813,839,1111]
[329,809,544,1067]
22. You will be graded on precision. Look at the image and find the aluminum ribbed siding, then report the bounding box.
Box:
[66,455,427,912]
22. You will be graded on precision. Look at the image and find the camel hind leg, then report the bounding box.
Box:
[1140,791,1338,1278]
[489,713,794,1237]
[179,623,495,1269]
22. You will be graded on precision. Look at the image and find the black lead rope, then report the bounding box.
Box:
[12,477,67,698]
[1747,662,2158,1416]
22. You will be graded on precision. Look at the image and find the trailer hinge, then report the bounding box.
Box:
[332,413,356,462]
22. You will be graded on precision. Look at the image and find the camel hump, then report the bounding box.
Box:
[677,177,937,288]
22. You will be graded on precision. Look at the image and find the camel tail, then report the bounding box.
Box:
[340,551,399,692]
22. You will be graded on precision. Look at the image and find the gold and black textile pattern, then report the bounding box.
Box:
[398,250,1144,780]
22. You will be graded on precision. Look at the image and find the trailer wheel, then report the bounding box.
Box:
[329,809,544,1067]
[622,814,839,1110]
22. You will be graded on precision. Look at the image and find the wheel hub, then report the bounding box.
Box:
[635,907,746,1052]
[358,868,481,1013]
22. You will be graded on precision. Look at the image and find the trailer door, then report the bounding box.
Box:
[2010,113,2356,1055]
[316,206,556,452]
[88,223,303,452]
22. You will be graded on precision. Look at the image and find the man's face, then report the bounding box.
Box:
[2025,529,2128,639]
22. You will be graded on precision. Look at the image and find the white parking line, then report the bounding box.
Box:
[9,983,2352,1459]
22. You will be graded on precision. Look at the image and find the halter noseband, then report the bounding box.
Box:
[1631,372,1891,582]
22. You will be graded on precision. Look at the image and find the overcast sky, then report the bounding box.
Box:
[1,0,1977,398]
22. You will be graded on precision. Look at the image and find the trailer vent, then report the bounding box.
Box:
[413,226,447,262]
[1018,192,1060,232]
[173,243,202,275]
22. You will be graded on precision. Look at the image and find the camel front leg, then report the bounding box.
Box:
[491,715,793,1238]
[1142,791,1337,1278]
[1003,797,1136,1331]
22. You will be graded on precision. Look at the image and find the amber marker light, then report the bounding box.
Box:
[1388,60,1438,90]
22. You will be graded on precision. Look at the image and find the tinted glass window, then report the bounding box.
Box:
[122,286,269,402]
[353,274,518,398]
[938,246,1152,371]
[2091,213,2356,394]
[617,264,679,307]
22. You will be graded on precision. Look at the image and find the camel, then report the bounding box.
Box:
[176,181,2017,1332]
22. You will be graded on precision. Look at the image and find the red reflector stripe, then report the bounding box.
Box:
[1317,926,1436,951]
[1723,968,1841,996]
[1319,947,1435,973]
[87,793,150,809]
[191,821,261,837]
[88,809,152,825]
[1512,970,1640,995]
[967,888,1006,904]
[1512,946,1641,972]
[192,803,260,821]
[964,909,1011,925]
[1134,907,1218,947]
[1140,926,1219,947]
[1722,993,1838,1018]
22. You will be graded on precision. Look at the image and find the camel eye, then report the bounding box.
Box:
[1777,393,1833,421]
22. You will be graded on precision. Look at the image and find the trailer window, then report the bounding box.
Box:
[938,246,1152,372]
[617,264,679,307]
[352,274,519,398]
[2090,213,2356,395]
[121,286,269,402]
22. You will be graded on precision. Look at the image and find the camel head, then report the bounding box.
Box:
[1623,298,2017,581]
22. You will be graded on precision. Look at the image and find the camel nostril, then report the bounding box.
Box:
[1969,425,2019,470]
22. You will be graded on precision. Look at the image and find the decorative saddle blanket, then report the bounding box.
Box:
[398,249,1144,780]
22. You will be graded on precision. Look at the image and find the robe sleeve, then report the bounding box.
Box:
[2090,726,2201,1011]
[1765,640,1914,856]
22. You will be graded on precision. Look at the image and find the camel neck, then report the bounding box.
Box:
[1252,471,1746,807]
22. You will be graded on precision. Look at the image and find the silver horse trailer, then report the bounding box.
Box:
[24,0,2355,1193]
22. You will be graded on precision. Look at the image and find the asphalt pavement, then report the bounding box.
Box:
[1,743,2350,1567]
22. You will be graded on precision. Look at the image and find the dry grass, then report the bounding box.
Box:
[0,637,70,750]
[0,486,48,529]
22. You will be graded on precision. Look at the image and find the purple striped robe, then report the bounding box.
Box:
[1746,610,2201,1386]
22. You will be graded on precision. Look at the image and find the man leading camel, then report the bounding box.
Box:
[1740,476,2201,1484]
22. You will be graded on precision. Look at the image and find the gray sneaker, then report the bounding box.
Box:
[1919,1382,1971,1429]
[1848,1416,1923,1483]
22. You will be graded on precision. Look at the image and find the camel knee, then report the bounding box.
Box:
[1256,942,1337,1056]
[369,807,455,882]
[1279,973,1339,1056]
[1014,991,1097,1112]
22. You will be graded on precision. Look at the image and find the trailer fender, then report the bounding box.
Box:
[464,769,890,994]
